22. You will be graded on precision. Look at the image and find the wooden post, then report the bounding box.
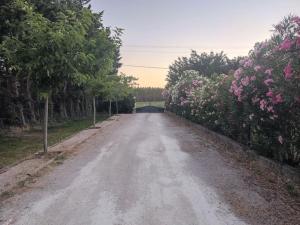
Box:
[93,96,96,127]
[43,95,49,153]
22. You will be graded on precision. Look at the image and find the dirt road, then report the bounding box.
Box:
[0,114,297,225]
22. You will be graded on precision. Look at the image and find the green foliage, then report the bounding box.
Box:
[0,0,135,126]
[167,50,241,87]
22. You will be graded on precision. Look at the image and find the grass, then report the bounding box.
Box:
[286,182,299,197]
[0,114,108,169]
[135,101,165,108]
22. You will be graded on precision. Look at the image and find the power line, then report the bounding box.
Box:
[123,65,169,70]
[121,49,248,55]
[123,44,251,49]
[122,50,190,54]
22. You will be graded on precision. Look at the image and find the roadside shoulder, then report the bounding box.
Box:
[0,116,119,198]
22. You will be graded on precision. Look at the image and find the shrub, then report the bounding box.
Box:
[165,16,300,165]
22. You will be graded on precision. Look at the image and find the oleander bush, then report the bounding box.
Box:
[165,15,300,165]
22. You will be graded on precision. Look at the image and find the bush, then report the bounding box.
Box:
[165,16,300,166]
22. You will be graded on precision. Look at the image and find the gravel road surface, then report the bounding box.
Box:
[1,113,292,225]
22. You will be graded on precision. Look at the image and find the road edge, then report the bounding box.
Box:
[165,112,300,185]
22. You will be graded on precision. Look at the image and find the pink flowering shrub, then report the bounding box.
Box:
[229,15,300,163]
[165,16,300,165]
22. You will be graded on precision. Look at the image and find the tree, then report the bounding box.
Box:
[167,51,240,87]
[134,87,164,102]
[0,0,130,153]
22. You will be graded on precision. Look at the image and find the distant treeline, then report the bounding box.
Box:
[134,87,164,102]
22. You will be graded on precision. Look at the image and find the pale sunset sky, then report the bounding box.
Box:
[90,0,300,87]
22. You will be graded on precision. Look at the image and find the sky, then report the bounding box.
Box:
[90,0,300,87]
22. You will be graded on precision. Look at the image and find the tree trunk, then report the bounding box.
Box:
[116,100,119,114]
[12,76,26,126]
[62,81,68,118]
[82,98,85,117]
[80,96,85,117]
[84,96,89,116]
[63,101,68,118]
[109,99,112,117]
[93,96,96,127]
[60,101,66,118]
[85,98,88,116]
[70,99,75,118]
[59,97,68,119]
[76,99,80,118]
[18,103,26,127]
[26,76,36,123]
[43,95,49,153]
[49,97,54,120]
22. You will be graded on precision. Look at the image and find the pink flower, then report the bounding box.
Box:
[292,16,300,25]
[235,87,243,99]
[265,69,273,76]
[269,93,284,105]
[278,135,283,144]
[192,80,202,86]
[250,76,256,81]
[274,94,284,104]
[231,85,243,100]
[239,59,246,66]
[259,99,267,111]
[279,38,293,51]
[254,65,262,72]
[264,79,274,86]
[284,62,293,79]
[229,80,238,93]
[267,106,274,113]
[296,37,300,47]
[243,59,253,68]
[266,90,273,97]
[234,68,243,79]
[241,76,250,86]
